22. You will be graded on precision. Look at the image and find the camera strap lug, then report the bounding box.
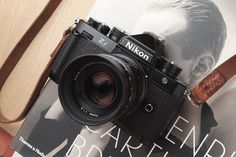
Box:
[185,89,198,107]
[73,19,80,27]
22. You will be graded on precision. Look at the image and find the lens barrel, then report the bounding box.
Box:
[58,54,145,125]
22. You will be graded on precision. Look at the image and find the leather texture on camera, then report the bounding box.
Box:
[118,81,184,145]
[50,34,108,83]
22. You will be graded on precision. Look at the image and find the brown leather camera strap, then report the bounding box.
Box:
[0,28,70,123]
[0,0,63,123]
[190,54,236,106]
[0,0,62,90]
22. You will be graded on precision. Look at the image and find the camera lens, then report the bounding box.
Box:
[58,54,145,125]
[86,72,116,107]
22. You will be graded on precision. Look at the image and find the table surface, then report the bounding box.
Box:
[0,0,95,135]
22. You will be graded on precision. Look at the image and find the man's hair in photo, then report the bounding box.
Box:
[149,0,227,62]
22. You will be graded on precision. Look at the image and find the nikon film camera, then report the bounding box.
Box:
[50,18,187,145]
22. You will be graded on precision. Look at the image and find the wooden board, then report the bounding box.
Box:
[0,0,95,135]
[0,0,50,68]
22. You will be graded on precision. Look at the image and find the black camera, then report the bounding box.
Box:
[50,18,187,145]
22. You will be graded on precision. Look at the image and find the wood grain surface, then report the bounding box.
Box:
[0,0,50,68]
[0,0,95,135]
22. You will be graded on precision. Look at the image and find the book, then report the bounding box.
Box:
[11,0,236,156]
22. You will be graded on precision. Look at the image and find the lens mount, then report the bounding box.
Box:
[59,54,145,125]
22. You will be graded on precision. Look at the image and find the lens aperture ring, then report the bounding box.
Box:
[101,55,135,111]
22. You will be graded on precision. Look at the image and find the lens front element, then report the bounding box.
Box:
[86,72,116,107]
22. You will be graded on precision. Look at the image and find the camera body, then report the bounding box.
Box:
[50,18,187,145]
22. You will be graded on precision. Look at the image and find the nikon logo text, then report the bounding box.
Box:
[126,42,149,61]
[120,38,153,63]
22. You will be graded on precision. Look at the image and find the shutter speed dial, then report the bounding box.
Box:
[87,18,101,29]
[98,24,110,35]
[87,18,111,36]
[109,27,126,42]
